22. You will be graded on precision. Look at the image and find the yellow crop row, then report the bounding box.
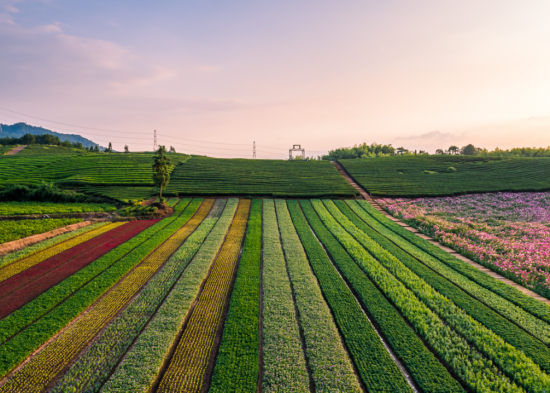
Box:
[157,199,250,393]
[0,222,124,283]
[0,200,215,393]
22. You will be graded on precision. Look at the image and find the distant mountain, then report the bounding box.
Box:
[0,122,103,149]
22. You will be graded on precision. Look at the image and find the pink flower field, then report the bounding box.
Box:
[378,192,550,297]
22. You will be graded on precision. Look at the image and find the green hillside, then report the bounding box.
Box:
[0,146,189,202]
[0,149,358,200]
[340,155,550,197]
[164,157,358,197]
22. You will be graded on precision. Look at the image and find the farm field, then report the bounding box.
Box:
[0,201,116,215]
[340,155,550,197]
[164,156,359,197]
[1,197,549,392]
[0,218,83,244]
[379,191,550,299]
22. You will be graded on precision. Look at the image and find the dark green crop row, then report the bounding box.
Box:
[296,200,462,393]
[335,200,550,374]
[210,199,262,392]
[0,198,200,378]
[164,157,358,198]
[340,155,550,197]
[356,200,550,324]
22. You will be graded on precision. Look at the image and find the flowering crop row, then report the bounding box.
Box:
[345,200,550,372]
[275,199,361,393]
[0,221,109,270]
[0,199,203,392]
[0,222,122,283]
[325,200,550,392]
[51,199,218,393]
[0,199,192,381]
[209,199,262,392]
[0,221,151,320]
[261,199,310,393]
[157,199,250,392]
[312,200,522,392]
[100,199,237,393]
[296,200,461,392]
[361,199,550,323]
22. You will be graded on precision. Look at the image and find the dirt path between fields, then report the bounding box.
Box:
[332,161,550,306]
[0,221,95,257]
[5,145,27,155]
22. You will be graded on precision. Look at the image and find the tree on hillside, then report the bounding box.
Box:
[448,145,459,155]
[152,145,172,201]
[124,145,129,153]
[396,147,409,155]
[461,144,477,155]
[170,146,176,153]
[435,149,445,155]
[106,142,113,152]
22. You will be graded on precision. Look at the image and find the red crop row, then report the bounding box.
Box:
[0,222,136,300]
[0,220,159,319]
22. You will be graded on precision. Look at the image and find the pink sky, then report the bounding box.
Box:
[0,0,549,157]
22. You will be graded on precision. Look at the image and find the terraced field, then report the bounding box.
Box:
[1,197,549,392]
[340,155,550,197]
[0,147,189,202]
[165,156,358,197]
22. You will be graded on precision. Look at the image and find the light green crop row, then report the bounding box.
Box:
[262,199,309,393]
[275,199,361,393]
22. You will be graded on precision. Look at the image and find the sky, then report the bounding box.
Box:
[1,0,549,158]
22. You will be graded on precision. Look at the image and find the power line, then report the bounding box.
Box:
[0,106,150,134]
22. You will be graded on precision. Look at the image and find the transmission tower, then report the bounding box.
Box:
[253,141,256,159]
[154,130,157,151]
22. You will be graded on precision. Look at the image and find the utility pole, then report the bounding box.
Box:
[154,130,157,151]
[253,141,256,159]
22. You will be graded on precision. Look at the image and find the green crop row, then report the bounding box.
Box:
[344,200,550,371]
[275,199,361,393]
[0,199,195,378]
[210,199,262,392]
[324,200,550,392]
[101,199,237,393]
[0,221,109,269]
[0,201,116,215]
[296,200,462,393]
[261,199,310,392]
[52,199,226,393]
[312,200,521,392]
[357,200,550,324]
[0,218,83,244]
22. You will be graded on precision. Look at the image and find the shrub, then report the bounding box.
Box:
[447,166,457,173]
